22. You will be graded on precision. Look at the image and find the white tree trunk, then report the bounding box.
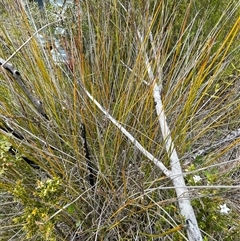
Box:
[145,38,203,241]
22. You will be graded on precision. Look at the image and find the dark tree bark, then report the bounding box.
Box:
[29,0,44,9]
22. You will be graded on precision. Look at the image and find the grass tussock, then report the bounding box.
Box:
[0,0,240,240]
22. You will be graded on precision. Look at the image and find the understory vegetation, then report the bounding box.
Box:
[0,0,239,240]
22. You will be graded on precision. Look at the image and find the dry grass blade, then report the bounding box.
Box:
[0,0,239,240]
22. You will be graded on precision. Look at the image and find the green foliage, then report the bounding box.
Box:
[0,135,19,176]
[192,193,240,241]
[186,166,240,240]
[12,177,62,240]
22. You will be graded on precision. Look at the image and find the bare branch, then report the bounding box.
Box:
[0,58,48,119]
[137,30,203,241]
[79,83,171,177]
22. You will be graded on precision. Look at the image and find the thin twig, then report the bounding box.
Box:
[2,19,63,65]
[0,58,48,119]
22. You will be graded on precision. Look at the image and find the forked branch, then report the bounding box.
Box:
[137,30,202,241]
